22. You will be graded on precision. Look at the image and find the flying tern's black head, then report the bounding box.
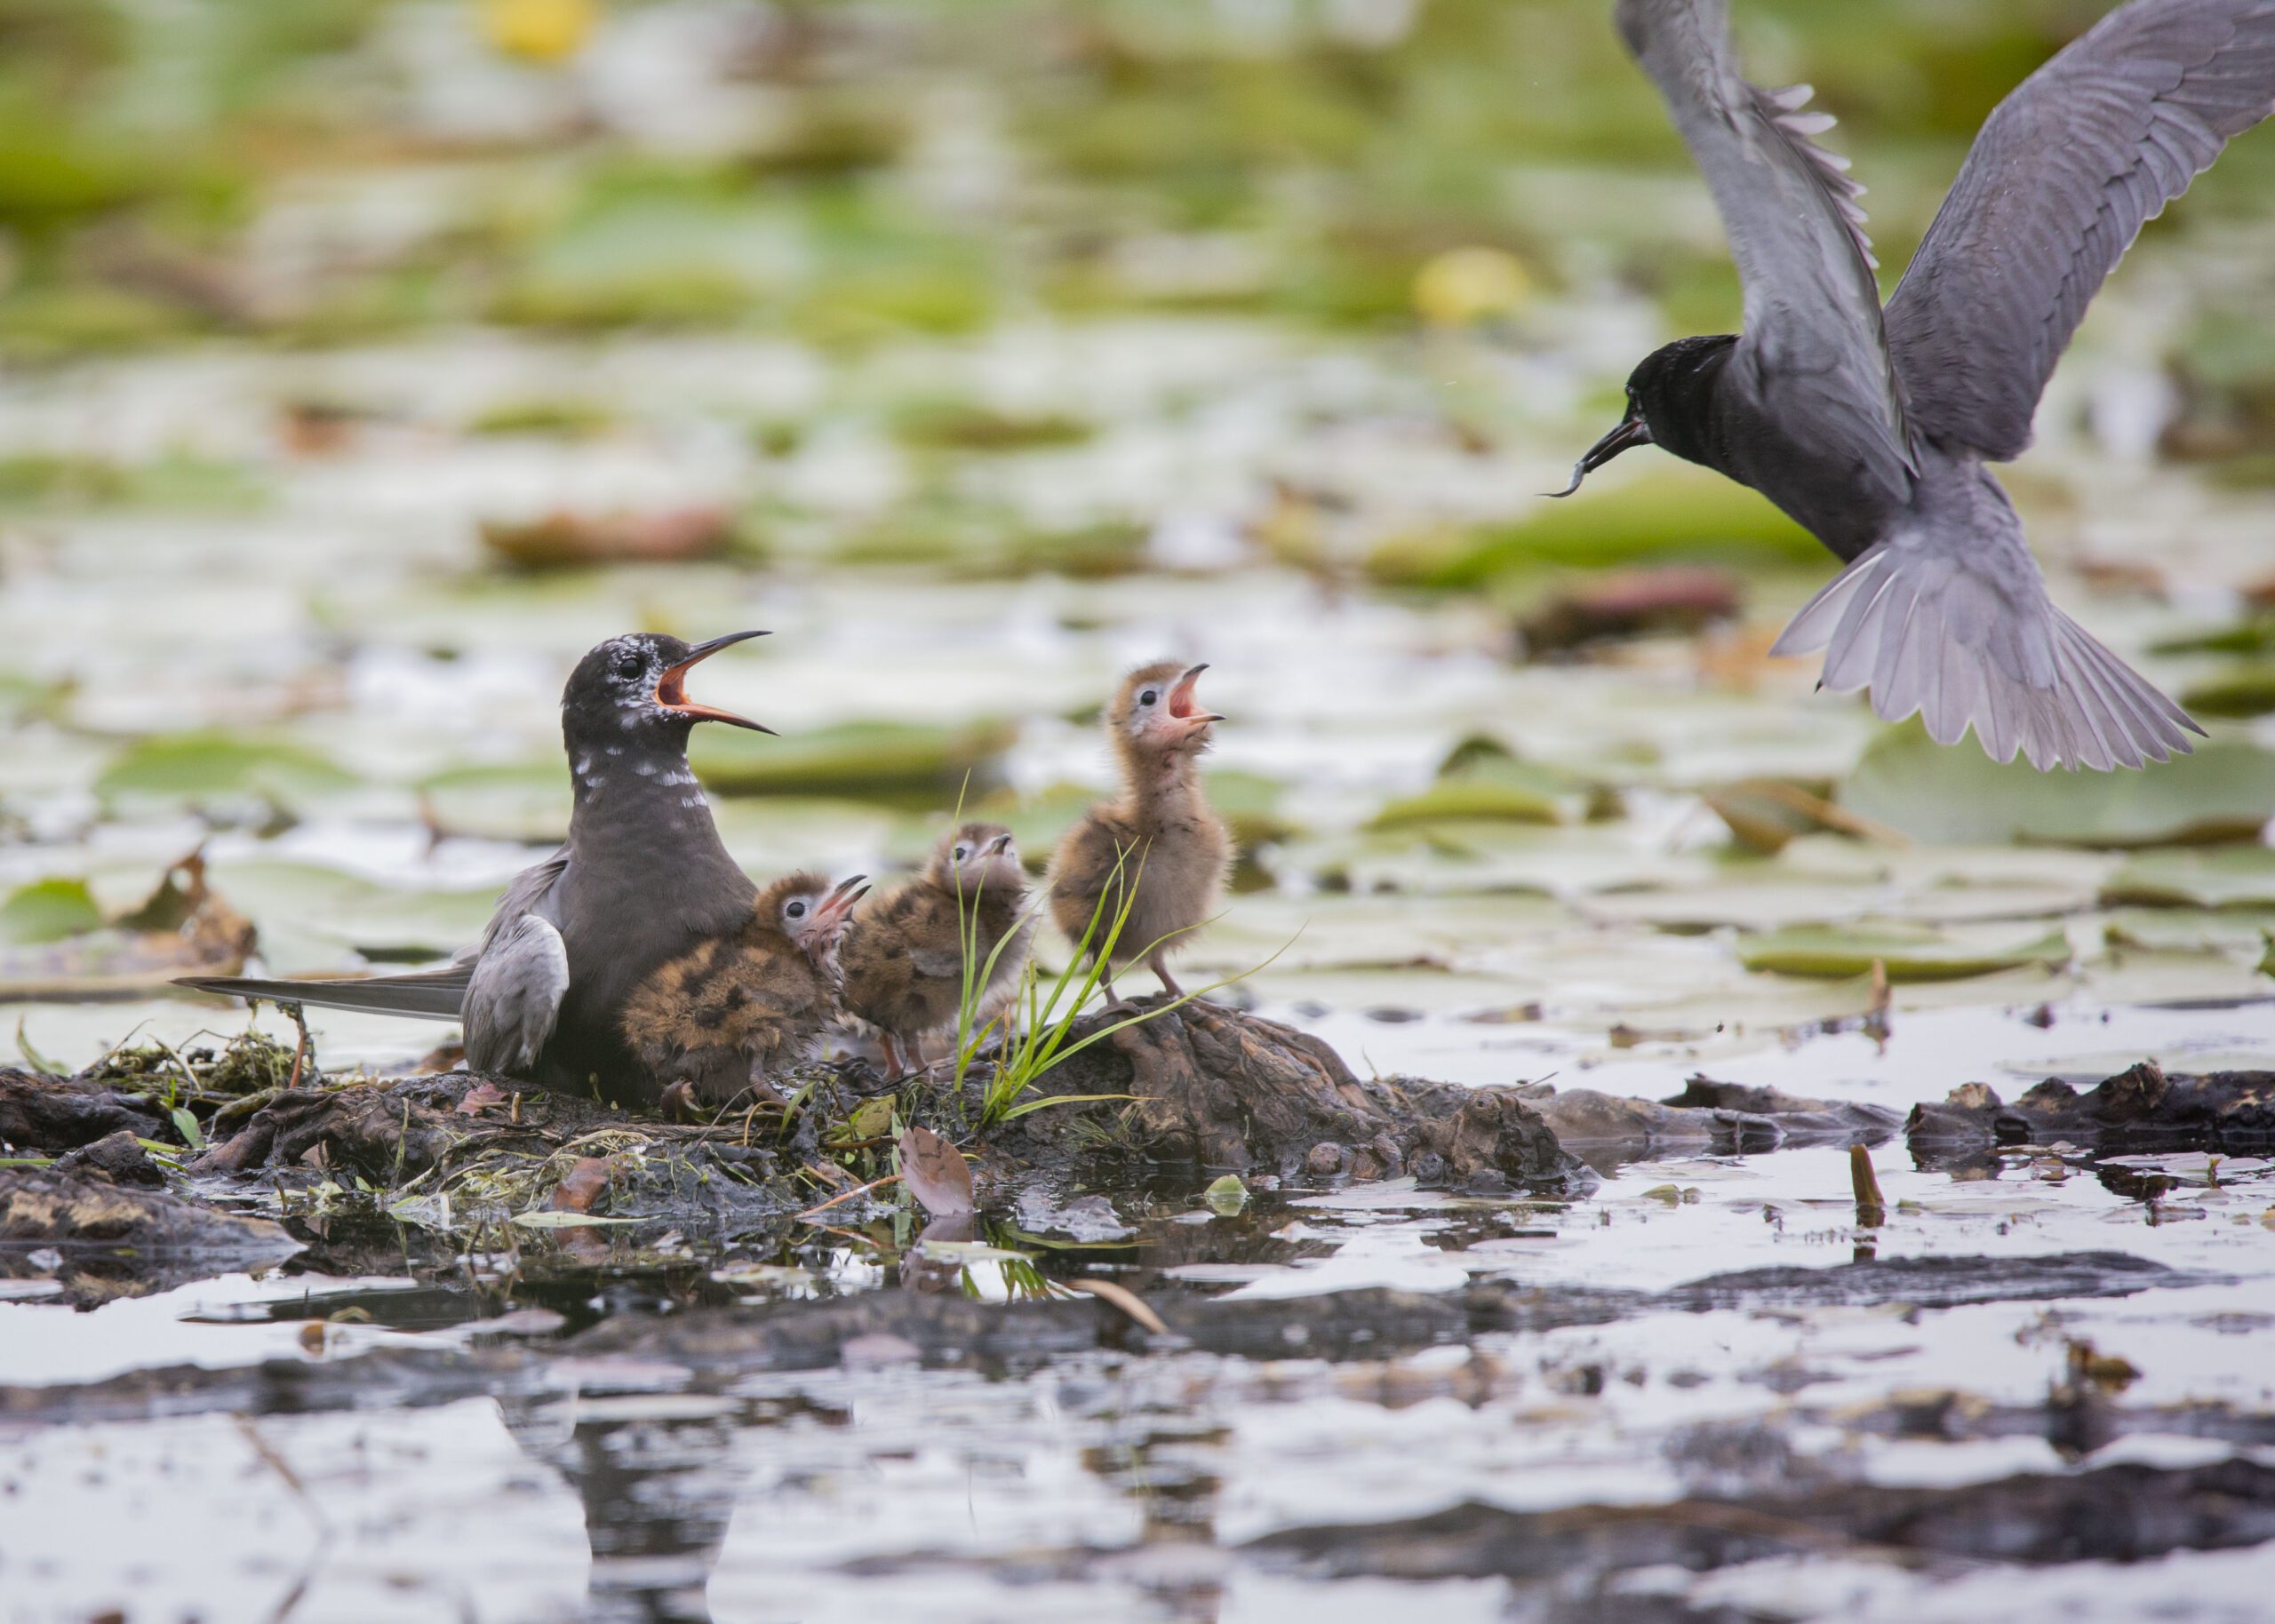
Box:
[560,630,772,748]
[1547,333,1739,498]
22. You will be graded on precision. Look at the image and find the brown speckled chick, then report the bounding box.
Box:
[1048,661,1230,1007]
[838,822,1035,1078]
[618,871,866,1112]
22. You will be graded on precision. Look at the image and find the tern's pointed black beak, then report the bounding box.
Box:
[1546,407,1653,498]
[656,630,773,733]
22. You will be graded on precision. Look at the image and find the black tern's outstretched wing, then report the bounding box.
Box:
[174,966,473,1019]
[1887,0,2275,460]
[1615,0,1914,505]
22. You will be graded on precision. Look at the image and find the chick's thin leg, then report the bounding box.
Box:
[1147,949,1187,1000]
[878,1032,908,1080]
[738,1056,786,1108]
[1096,957,1136,1015]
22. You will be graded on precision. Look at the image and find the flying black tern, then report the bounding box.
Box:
[1560,0,2275,770]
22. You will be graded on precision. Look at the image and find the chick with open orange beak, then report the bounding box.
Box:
[1047,662,1232,1010]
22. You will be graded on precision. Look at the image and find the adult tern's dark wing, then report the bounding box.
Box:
[461,913,570,1075]
[1614,0,1913,504]
[1886,0,2275,460]
[175,848,571,1049]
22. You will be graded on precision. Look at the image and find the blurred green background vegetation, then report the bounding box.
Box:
[0,0,2268,358]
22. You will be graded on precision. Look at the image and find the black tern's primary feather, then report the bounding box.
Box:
[1569,0,2272,770]
[1888,0,2275,460]
[175,965,472,1019]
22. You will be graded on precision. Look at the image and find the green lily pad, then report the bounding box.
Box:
[206,862,501,962]
[1840,723,2275,848]
[96,734,358,802]
[1699,778,1868,855]
[419,760,571,844]
[2155,617,2275,658]
[1366,470,1822,591]
[693,719,1016,800]
[891,402,1093,451]
[510,1211,643,1230]
[1736,922,2071,981]
[2103,907,2275,953]
[2183,665,2275,720]
[0,878,103,945]
[2101,848,2275,909]
[1369,755,1593,829]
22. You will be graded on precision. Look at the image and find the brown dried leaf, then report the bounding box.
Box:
[1518,565,1742,656]
[478,507,730,570]
[548,1157,616,1213]
[897,1124,974,1217]
[2,849,257,998]
[457,1081,507,1116]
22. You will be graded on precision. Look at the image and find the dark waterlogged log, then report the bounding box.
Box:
[1908,1061,2275,1157]
[986,1000,1582,1190]
[0,1067,165,1152]
[174,1004,1585,1193]
[1,1167,301,1308]
[1518,1075,1899,1172]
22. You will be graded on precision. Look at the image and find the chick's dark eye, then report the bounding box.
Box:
[1139,690,1157,706]
[954,847,968,862]
[786,900,806,919]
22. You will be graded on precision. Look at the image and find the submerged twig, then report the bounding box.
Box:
[795,1173,902,1222]
[1066,1278,1170,1336]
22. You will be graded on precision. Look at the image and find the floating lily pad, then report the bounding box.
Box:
[1365,470,1821,591]
[891,402,1093,451]
[2157,615,2275,658]
[1281,821,1712,899]
[1702,777,1880,855]
[1368,755,1593,829]
[2103,907,2275,953]
[206,862,500,963]
[1736,922,2071,982]
[0,857,254,995]
[2101,848,2275,910]
[2183,664,2275,719]
[1840,724,2275,848]
[693,719,1016,800]
[419,760,571,844]
[95,734,358,803]
[0,879,103,945]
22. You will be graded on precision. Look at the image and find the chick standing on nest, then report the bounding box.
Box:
[838,822,1035,1079]
[1048,661,1230,1009]
[619,871,866,1113]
